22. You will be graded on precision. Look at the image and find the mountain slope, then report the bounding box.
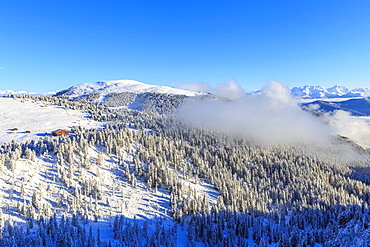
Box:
[2,82,370,246]
[55,80,227,114]
[302,98,370,116]
[0,97,101,145]
[1,89,370,246]
[55,80,206,98]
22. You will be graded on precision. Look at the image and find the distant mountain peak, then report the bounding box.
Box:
[290,85,369,99]
[0,90,40,96]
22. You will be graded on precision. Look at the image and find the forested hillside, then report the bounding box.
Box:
[1,94,370,246]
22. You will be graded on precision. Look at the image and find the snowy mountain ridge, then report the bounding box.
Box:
[56,80,206,98]
[290,85,370,99]
[52,80,224,114]
[0,90,39,96]
[2,81,369,100]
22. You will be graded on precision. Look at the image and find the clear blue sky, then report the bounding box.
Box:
[1,0,369,93]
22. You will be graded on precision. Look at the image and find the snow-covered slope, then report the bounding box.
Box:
[0,94,223,246]
[56,80,206,98]
[2,85,370,246]
[302,98,370,116]
[0,97,101,145]
[54,80,224,114]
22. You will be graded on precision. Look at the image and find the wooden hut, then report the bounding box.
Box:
[52,130,69,136]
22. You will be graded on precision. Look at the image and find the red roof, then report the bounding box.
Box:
[52,130,69,136]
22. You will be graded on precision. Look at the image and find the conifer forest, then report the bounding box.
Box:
[1,93,370,247]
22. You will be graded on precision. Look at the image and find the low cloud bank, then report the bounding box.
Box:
[326,110,370,148]
[178,81,333,145]
[178,79,245,101]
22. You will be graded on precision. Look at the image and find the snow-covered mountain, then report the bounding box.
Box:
[2,82,370,246]
[293,85,370,116]
[55,80,206,98]
[302,98,370,116]
[54,80,225,114]
[0,90,39,96]
[291,85,370,99]
[0,90,57,96]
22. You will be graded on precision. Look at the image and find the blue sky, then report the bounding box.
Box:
[1,0,369,93]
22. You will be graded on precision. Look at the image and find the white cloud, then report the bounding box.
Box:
[213,79,246,101]
[177,79,246,101]
[363,91,370,98]
[176,80,370,165]
[178,81,332,145]
[305,104,320,111]
[178,81,211,93]
[326,110,370,148]
[260,80,294,106]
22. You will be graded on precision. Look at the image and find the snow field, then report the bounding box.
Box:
[0,97,101,145]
